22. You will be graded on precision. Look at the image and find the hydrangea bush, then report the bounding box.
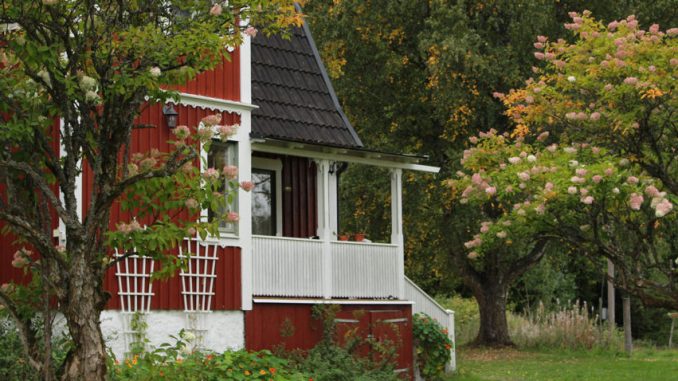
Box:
[451,12,677,308]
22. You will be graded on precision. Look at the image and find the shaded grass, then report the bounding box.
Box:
[446,347,678,381]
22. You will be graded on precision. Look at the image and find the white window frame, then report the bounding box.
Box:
[200,127,242,238]
[251,157,283,236]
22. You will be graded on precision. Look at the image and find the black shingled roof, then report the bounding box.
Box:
[250,20,363,148]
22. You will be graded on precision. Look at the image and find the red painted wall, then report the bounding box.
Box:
[245,303,413,379]
[103,245,241,311]
[254,153,318,238]
[80,105,242,311]
[0,119,61,287]
[170,52,241,101]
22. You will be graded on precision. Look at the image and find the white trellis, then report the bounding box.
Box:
[179,239,219,348]
[114,248,155,356]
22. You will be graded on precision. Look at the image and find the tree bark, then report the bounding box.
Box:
[623,295,633,355]
[59,257,108,381]
[607,260,616,332]
[473,283,513,346]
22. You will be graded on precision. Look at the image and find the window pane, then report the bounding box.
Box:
[252,169,275,235]
[207,141,238,233]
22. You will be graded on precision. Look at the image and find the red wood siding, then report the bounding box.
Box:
[82,104,240,221]
[0,119,61,287]
[170,52,241,101]
[78,105,241,311]
[245,303,413,379]
[103,245,241,311]
[252,153,318,238]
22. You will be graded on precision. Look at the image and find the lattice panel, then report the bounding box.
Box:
[179,240,219,312]
[114,249,155,313]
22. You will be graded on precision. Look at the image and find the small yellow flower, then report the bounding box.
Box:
[641,88,664,100]
[260,369,267,375]
[244,370,251,376]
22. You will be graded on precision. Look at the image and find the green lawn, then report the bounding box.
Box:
[445,347,678,381]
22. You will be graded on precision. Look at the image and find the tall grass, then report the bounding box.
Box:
[510,301,623,351]
[437,297,623,351]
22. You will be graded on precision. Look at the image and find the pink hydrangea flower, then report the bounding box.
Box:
[518,172,530,181]
[626,176,639,184]
[533,42,544,49]
[537,35,548,43]
[187,227,197,236]
[580,188,589,196]
[624,77,638,85]
[508,157,521,164]
[576,168,587,176]
[244,26,258,37]
[203,167,220,179]
[185,198,199,209]
[667,28,678,36]
[544,182,554,192]
[12,249,30,268]
[546,144,558,153]
[469,136,478,144]
[139,157,157,171]
[629,193,644,210]
[645,185,660,198]
[227,212,240,222]
[461,186,474,198]
[592,175,602,184]
[496,231,508,239]
[534,52,545,60]
[581,196,594,205]
[467,251,479,260]
[201,114,222,126]
[217,125,233,138]
[173,125,191,140]
[590,112,601,121]
[570,176,585,184]
[240,181,254,192]
[210,3,222,16]
[655,199,673,217]
[537,131,550,141]
[591,146,601,154]
[222,165,238,179]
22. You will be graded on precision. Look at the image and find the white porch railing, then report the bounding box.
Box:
[405,277,456,372]
[252,236,401,299]
[252,235,324,297]
[331,241,399,299]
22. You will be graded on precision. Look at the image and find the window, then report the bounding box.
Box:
[207,141,238,234]
[251,157,282,236]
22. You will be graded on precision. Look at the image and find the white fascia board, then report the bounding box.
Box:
[175,93,258,114]
[253,298,415,305]
[251,143,440,173]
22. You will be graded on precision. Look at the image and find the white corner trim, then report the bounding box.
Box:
[176,93,258,114]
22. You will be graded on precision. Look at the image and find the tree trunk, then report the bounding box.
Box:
[607,260,616,332]
[60,258,108,381]
[473,283,512,346]
[623,295,633,355]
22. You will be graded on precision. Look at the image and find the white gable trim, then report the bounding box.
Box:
[176,92,258,114]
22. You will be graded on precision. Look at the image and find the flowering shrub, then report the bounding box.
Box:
[412,313,452,380]
[451,12,677,307]
[109,333,307,381]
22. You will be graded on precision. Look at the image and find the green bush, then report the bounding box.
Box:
[109,332,307,381]
[436,296,479,345]
[412,313,452,381]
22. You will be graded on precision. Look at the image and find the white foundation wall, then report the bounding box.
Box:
[100,310,245,360]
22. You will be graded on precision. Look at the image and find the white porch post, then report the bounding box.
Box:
[316,160,333,299]
[239,33,253,311]
[390,168,405,299]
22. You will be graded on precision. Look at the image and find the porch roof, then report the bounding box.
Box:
[250,137,440,173]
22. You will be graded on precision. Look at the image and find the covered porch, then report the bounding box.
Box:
[248,139,439,300]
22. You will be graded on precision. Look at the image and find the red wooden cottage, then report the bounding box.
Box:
[0,16,455,378]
